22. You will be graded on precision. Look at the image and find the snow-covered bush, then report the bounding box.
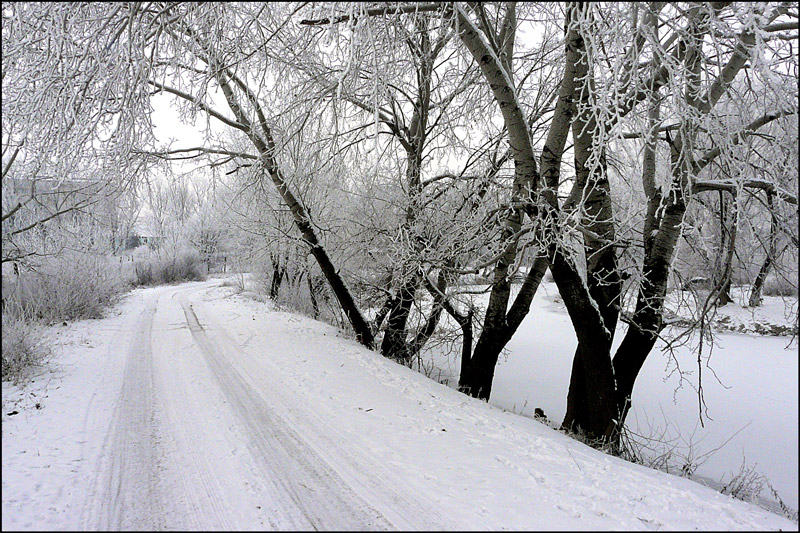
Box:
[133,249,205,286]
[3,253,128,323]
[220,273,247,293]
[614,417,798,520]
[133,260,154,286]
[1,313,50,384]
[762,274,798,298]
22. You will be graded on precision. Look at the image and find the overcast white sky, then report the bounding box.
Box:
[150,92,222,149]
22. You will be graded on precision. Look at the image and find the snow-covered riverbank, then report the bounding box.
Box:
[424,281,798,516]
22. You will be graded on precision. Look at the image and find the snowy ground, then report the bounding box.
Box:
[2,279,797,530]
[424,281,799,517]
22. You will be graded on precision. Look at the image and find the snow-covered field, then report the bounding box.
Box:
[2,279,797,530]
[425,281,799,517]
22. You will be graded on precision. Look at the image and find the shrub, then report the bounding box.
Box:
[1,251,130,383]
[134,259,154,286]
[176,251,204,281]
[1,313,50,384]
[251,260,347,329]
[133,250,205,286]
[270,272,335,322]
[220,272,247,293]
[765,479,799,522]
[3,253,127,323]
[720,459,765,504]
[762,275,798,298]
[612,419,799,520]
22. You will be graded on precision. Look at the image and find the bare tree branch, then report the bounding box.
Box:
[135,147,259,160]
[299,3,443,26]
[147,80,249,133]
[692,179,798,205]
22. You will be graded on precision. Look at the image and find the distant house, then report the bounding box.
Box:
[119,234,157,250]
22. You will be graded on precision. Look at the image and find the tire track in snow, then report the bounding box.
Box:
[146,289,237,530]
[81,298,163,531]
[179,299,393,530]
[184,287,453,530]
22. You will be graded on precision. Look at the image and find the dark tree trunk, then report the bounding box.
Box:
[560,184,620,440]
[713,191,734,306]
[570,5,713,439]
[414,267,475,383]
[308,273,320,319]
[749,192,777,307]
[609,69,664,429]
[457,309,474,379]
[373,290,396,335]
[269,256,285,300]
[459,255,549,399]
[613,161,688,429]
[749,256,772,307]
[573,0,760,438]
[717,279,733,306]
[459,334,510,400]
[213,66,375,348]
[452,1,541,399]
[380,275,418,364]
[375,20,441,364]
[378,146,422,364]
[409,269,452,360]
[410,302,443,361]
[560,12,621,441]
[453,2,580,402]
[306,241,375,347]
[459,251,515,399]
[551,247,618,441]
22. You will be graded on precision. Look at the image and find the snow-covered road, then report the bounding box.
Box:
[2,280,796,530]
[78,282,447,530]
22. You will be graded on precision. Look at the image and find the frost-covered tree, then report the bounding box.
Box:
[447,1,798,440]
[2,2,153,265]
[4,1,796,445]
